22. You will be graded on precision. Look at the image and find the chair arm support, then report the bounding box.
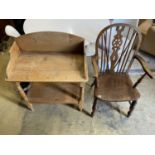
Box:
[91,55,99,78]
[134,54,154,79]
[133,73,146,88]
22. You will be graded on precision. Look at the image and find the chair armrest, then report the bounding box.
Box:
[134,54,154,79]
[91,55,99,78]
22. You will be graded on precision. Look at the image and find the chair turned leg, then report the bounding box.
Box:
[91,97,97,117]
[127,100,137,117]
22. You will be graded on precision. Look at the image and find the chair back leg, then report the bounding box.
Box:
[91,97,97,117]
[127,100,137,117]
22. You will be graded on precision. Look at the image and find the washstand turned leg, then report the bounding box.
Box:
[16,82,34,111]
[91,79,96,87]
[79,83,85,111]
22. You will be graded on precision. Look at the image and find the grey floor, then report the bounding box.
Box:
[0,47,155,134]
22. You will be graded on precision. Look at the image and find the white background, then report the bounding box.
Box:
[0,0,155,155]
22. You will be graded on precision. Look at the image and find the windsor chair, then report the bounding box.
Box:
[91,23,154,117]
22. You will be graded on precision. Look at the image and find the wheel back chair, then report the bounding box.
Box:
[91,23,154,117]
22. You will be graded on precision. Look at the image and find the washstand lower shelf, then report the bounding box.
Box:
[25,83,84,110]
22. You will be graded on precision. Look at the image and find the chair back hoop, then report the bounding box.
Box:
[95,23,142,73]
